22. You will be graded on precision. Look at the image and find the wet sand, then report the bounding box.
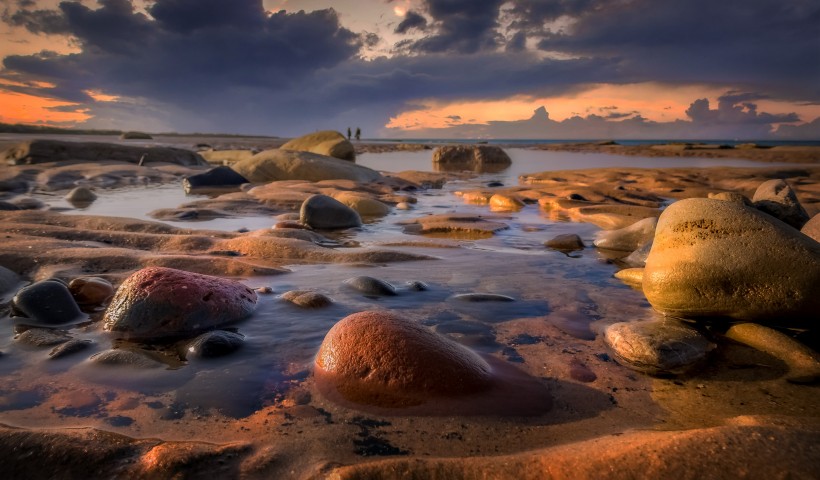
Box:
[0,138,818,478]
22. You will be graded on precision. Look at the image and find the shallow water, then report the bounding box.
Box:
[1,150,815,471]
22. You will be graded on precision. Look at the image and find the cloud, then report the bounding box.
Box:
[686,92,800,125]
[394,10,426,34]
[399,0,506,53]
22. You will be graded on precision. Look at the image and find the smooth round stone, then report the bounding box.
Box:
[64,187,97,204]
[604,319,715,376]
[12,280,85,325]
[752,179,809,229]
[314,311,493,407]
[643,198,820,322]
[49,339,94,359]
[90,349,164,369]
[281,290,333,308]
[593,217,657,252]
[103,267,258,341]
[0,266,20,295]
[184,330,245,359]
[69,276,114,306]
[449,293,515,302]
[182,166,248,193]
[16,328,71,347]
[396,202,412,210]
[300,194,362,230]
[10,196,45,210]
[545,233,585,252]
[489,194,524,212]
[343,276,397,296]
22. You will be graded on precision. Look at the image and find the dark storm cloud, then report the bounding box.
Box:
[394,10,426,34]
[401,0,506,53]
[2,5,70,34]
[685,92,800,125]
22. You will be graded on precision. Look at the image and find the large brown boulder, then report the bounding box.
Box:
[643,198,820,322]
[432,145,511,173]
[103,267,258,340]
[231,149,381,183]
[280,130,355,161]
[314,311,493,407]
[2,140,207,166]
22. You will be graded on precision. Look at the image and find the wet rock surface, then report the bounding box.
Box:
[183,166,249,193]
[545,233,585,252]
[300,194,362,230]
[11,280,85,326]
[103,267,258,340]
[2,139,207,166]
[184,330,245,359]
[90,349,165,369]
[49,339,94,359]
[68,276,114,306]
[281,290,333,308]
[343,276,398,297]
[280,130,356,161]
[16,328,72,347]
[432,145,512,173]
[593,217,657,252]
[231,149,380,183]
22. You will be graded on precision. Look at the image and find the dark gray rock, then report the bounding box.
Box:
[49,339,94,359]
[184,330,245,359]
[183,166,249,193]
[65,187,97,205]
[300,194,362,230]
[11,280,85,325]
[545,233,585,252]
[16,328,71,347]
[343,276,397,296]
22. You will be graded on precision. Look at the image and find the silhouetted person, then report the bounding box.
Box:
[347,127,351,140]
[355,127,361,141]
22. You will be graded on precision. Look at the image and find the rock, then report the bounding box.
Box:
[432,145,511,173]
[545,233,585,252]
[49,339,94,359]
[593,217,657,252]
[449,293,515,302]
[707,192,751,205]
[68,277,114,306]
[10,196,45,210]
[399,213,509,238]
[622,240,653,268]
[396,202,411,210]
[333,192,390,217]
[103,267,258,340]
[752,179,810,229]
[405,280,429,291]
[280,130,355,161]
[314,311,492,407]
[343,276,397,296]
[724,323,820,384]
[604,319,715,376]
[11,280,85,325]
[281,290,333,308]
[231,149,380,183]
[643,198,820,322]
[65,187,97,205]
[2,140,206,166]
[182,166,249,193]
[300,194,362,230]
[0,266,20,295]
[489,194,524,212]
[119,131,152,140]
[801,213,820,242]
[184,331,245,359]
[0,201,20,211]
[614,268,644,287]
[16,328,71,347]
[90,349,164,369]
[199,149,256,165]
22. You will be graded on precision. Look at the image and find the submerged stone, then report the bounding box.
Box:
[184,330,245,359]
[103,267,258,340]
[16,328,71,347]
[49,339,94,359]
[281,290,333,308]
[314,311,493,407]
[90,349,164,369]
[343,276,397,296]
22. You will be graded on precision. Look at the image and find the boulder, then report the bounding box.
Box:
[231,149,380,183]
[65,187,97,205]
[332,192,390,217]
[643,198,820,322]
[182,166,249,193]
[545,233,584,252]
[752,179,810,229]
[593,217,657,252]
[11,280,85,325]
[800,213,820,242]
[280,130,356,161]
[343,276,397,296]
[604,319,715,376]
[199,149,256,165]
[281,290,333,308]
[300,194,362,230]
[314,311,492,407]
[2,140,207,166]
[103,267,258,340]
[432,145,511,173]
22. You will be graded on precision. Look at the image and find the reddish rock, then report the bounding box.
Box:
[103,267,257,340]
[69,276,115,306]
[314,311,492,408]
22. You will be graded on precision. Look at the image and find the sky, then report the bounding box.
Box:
[0,0,819,139]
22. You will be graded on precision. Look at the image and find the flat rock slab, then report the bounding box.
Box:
[2,140,207,166]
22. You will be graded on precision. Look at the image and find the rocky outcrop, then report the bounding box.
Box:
[643,198,820,322]
[432,145,512,173]
[2,140,207,166]
[280,130,355,161]
[103,267,258,340]
[231,149,381,183]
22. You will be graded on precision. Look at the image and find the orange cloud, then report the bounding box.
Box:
[0,90,90,125]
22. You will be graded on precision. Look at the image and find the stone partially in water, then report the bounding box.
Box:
[643,198,820,322]
[183,166,249,193]
[314,311,493,407]
[752,179,809,229]
[545,233,585,252]
[614,268,644,288]
[11,280,85,325]
[593,217,657,252]
[280,130,355,161]
[184,331,245,359]
[801,213,820,242]
[103,267,258,341]
[90,349,164,369]
[16,328,71,347]
[432,145,511,173]
[65,187,97,205]
[449,293,515,302]
[69,276,114,306]
[724,323,820,384]
[300,194,362,230]
[604,319,715,376]
[49,339,94,359]
[281,290,333,308]
[343,276,398,297]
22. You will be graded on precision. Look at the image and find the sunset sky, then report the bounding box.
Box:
[1,0,818,139]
